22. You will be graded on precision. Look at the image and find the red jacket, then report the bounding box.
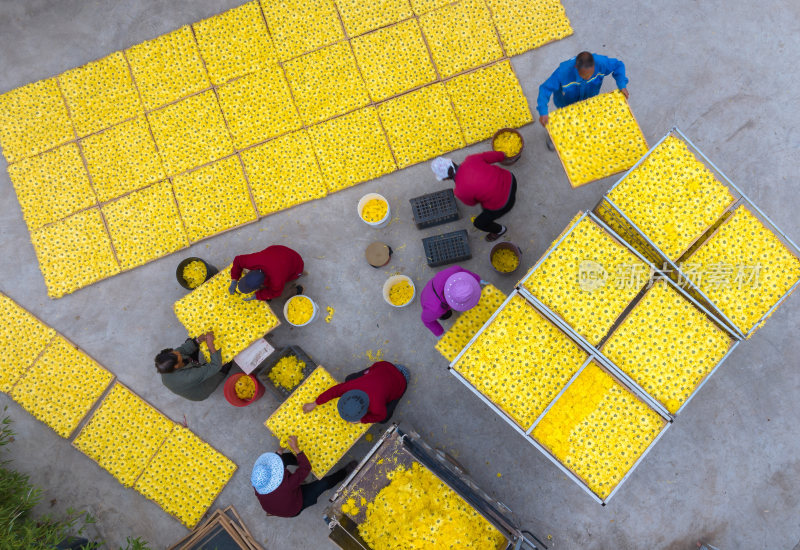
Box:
[453,151,512,211]
[231,245,304,301]
[315,362,407,423]
[254,451,311,517]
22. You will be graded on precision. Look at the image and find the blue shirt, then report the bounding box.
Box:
[536,54,628,116]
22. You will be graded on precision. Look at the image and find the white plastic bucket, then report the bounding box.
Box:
[358,193,391,228]
[383,275,416,308]
[283,295,319,327]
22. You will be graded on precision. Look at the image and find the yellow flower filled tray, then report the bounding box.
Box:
[450,291,590,430]
[529,360,670,503]
[265,366,369,479]
[599,129,736,263]
[601,278,738,416]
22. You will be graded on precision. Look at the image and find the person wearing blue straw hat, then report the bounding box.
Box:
[252,435,356,518]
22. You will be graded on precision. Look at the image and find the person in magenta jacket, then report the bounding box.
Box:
[431,153,517,241]
[420,266,485,337]
[251,435,355,518]
[302,361,409,424]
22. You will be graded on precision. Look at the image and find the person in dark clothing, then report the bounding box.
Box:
[252,435,356,517]
[155,332,232,401]
[302,362,409,424]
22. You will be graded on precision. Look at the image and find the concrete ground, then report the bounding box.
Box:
[1,0,799,548]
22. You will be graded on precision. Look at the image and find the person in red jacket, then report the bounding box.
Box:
[228,245,304,302]
[431,153,517,242]
[302,362,409,424]
[251,435,356,518]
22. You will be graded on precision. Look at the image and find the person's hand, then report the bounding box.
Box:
[228,280,238,295]
[302,402,317,413]
[195,332,207,342]
[479,279,489,286]
[620,88,629,99]
[242,295,257,302]
[539,114,549,126]
[287,435,300,454]
[204,331,215,343]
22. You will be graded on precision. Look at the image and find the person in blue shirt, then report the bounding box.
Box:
[537,52,629,149]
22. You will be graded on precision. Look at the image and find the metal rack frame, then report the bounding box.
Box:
[324,425,544,550]
[594,127,800,339]
[447,290,672,505]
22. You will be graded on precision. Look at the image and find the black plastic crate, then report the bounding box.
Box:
[256,345,317,401]
[409,189,460,229]
[423,230,471,267]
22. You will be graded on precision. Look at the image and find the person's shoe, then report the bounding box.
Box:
[295,285,304,296]
[545,135,555,152]
[485,225,507,242]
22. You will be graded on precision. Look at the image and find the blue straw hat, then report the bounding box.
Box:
[251,452,284,495]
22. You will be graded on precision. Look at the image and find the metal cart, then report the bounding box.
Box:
[324,425,545,550]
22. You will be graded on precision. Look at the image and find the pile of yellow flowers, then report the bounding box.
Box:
[388,280,414,306]
[266,366,368,478]
[378,84,465,168]
[268,355,307,390]
[241,130,327,215]
[147,91,234,177]
[522,216,648,346]
[286,296,315,325]
[419,0,503,79]
[0,293,56,392]
[134,425,237,528]
[102,181,188,270]
[216,66,301,150]
[11,336,113,438]
[182,261,207,289]
[486,0,573,56]
[361,198,389,223]
[685,206,800,333]
[547,91,648,187]
[446,61,532,144]
[31,209,120,299]
[192,1,276,86]
[125,26,209,111]
[351,19,436,102]
[174,266,280,363]
[532,362,665,499]
[308,107,396,192]
[73,384,174,487]
[340,495,367,516]
[336,0,412,37]
[435,285,506,362]
[8,143,95,231]
[602,280,732,414]
[0,78,73,163]
[284,42,370,126]
[491,248,520,273]
[492,130,523,158]
[455,295,588,427]
[172,156,257,242]
[359,462,506,549]
[81,117,166,202]
[234,375,257,400]
[605,135,735,260]
[60,51,142,137]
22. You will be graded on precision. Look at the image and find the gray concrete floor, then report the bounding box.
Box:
[1,0,800,548]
